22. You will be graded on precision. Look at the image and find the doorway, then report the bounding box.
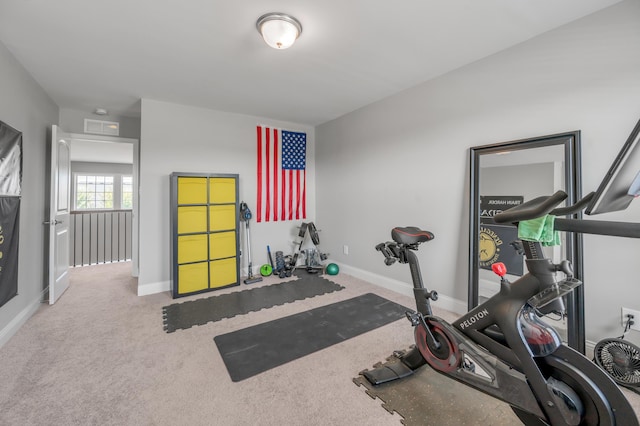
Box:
[68,133,140,276]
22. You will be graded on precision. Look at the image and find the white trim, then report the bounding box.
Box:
[334,261,468,315]
[137,280,170,296]
[131,139,139,277]
[69,133,137,144]
[0,294,44,348]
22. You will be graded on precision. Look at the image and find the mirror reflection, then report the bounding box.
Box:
[469,133,584,350]
[477,145,566,302]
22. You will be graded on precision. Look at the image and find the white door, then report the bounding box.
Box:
[47,125,71,304]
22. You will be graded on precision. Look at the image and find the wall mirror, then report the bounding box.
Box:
[469,132,584,351]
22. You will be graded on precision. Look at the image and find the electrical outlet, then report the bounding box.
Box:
[343,245,349,255]
[622,308,640,331]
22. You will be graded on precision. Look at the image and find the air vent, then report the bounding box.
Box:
[84,119,120,136]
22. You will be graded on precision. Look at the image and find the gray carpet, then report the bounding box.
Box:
[0,262,637,425]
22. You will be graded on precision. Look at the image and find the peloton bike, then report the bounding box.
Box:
[367,118,640,425]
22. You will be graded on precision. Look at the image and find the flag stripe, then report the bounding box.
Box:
[265,128,271,221]
[288,169,293,220]
[272,128,278,221]
[302,170,306,218]
[256,126,263,222]
[281,169,286,221]
[296,170,301,219]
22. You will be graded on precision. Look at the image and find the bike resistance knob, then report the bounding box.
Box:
[491,262,507,277]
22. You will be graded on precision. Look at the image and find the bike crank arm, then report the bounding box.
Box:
[406,311,441,350]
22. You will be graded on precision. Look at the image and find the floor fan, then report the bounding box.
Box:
[593,315,640,394]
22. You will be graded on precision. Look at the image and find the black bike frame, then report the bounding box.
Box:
[408,240,560,365]
[376,182,640,424]
[403,242,593,423]
[375,222,638,424]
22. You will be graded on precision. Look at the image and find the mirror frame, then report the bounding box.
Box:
[468,132,584,352]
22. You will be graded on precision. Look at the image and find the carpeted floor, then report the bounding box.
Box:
[0,262,637,425]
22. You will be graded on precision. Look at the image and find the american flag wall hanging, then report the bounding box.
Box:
[256,125,306,222]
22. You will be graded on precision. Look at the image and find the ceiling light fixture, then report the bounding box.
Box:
[256,13,302,50]
[94,108,108,116]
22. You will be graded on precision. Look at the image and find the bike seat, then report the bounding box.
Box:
[391,227,435,245]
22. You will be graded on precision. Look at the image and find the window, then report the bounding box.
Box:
[73,173,133,210]
[122,176,133,209]
[75,175,114,209]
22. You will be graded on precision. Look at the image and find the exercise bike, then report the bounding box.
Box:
[369,190,639,425]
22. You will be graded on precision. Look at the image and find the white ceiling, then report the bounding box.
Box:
[0,0,623,126]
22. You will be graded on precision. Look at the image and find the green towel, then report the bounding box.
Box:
[518,215,560,246]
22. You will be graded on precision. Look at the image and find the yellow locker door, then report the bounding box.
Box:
[209,205,236,232]
[178,262,209,294]
[209,177,236,204]
[177,234,208,264]
[210,258,237,288]
[210,231,236,260]
[177,206,207,234]
[177,177,207,204]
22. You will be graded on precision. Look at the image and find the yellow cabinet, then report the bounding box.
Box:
[170,173,239,298]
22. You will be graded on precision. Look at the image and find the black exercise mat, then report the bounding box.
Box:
[354,351,520,425]
[162,271,344,333]
[214,293,409,382]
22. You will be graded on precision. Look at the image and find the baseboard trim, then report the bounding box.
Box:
[0,294,44,348]
[137,280,170,296]
[335,262,468,315]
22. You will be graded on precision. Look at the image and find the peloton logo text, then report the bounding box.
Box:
[459,309,489,329]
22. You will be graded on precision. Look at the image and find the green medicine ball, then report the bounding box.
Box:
[260,264,273,276]
[326,263,339,275]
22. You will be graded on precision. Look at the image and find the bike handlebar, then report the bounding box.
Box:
[493,190,568,224]
[549,192,595,216]
[493,190,640,238]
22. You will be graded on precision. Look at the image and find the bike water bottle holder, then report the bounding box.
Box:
[527,277,582,310]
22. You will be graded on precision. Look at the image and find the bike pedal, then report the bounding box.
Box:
[405,311,420,326]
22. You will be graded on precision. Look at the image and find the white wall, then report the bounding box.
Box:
[316,0,640,344]
[0,41,59,346]
[138,99,315,295]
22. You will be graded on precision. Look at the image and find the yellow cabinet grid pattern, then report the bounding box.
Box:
[171,173,239,298]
